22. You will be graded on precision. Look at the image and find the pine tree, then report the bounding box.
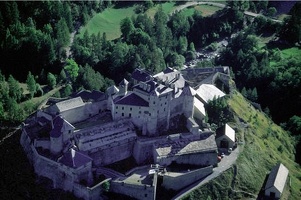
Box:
[26,71,36,98]
[8,75,22,102]
[47,72,56,89]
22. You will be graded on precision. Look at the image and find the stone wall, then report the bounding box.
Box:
[20,130,104,200]
[133,139,160,165]
[162,166,213,191]
[155,151,218,166]
[89,139,135,166]
[110,181,155,200]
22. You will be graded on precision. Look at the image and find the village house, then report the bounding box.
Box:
[265,163,289,199]
[20,67,230,200]
[215,123,236,149]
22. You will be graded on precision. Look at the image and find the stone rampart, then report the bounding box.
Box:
[110,181,155,200]
[162,166,213,191]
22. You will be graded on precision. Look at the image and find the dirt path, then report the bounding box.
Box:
[65,31,76,58]
[171,1,226,14]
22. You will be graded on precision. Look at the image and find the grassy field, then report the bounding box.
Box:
[79,2,177,40]
[229,92,301,199]
[181,4,222,17]
[270,46,301,67]
[79,2,224,40]
[78,6,136,40]
[281,47,301,59]
[145,2,175,18]
[183,92,301,199]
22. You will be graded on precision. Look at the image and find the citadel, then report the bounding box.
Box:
[21,67,236,200]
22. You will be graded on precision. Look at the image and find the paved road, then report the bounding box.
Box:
[244,11,282,23]
[172,146,240,200]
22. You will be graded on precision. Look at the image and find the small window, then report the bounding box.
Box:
[116,106,118,109]
[130,107,132,111]
[153,101,155,104]
[139,111,141,114]
[122,107,124,110]
[122,113,124,117]
[145,194,147,197]
[129,113,131,117]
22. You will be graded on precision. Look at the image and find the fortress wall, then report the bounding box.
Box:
[175,151,218,166]
[156,151,217,166]
[162,166,213,191]
[169,97,184,117]
[84,101,107,116]
[34,139,50,150]
[20,130,35,163]
[90,140,135,166]
[110,181,155,200]
[133,139,156,165]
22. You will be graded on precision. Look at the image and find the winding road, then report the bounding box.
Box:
[171,1,282,23]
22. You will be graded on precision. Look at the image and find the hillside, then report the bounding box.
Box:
[182,91,301,199]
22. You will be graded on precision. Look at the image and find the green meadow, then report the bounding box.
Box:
[78,6,136,40]
[78,2,224,40]
[181,4,222,17]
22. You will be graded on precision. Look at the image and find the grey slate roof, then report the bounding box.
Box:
[131,69,151,82]
[115,93,149,107]
[216,124,235,142]
[71,90,105,101]
[196,84,225,103]
[55,97,85,112]
[265,163,289,193]
[59,149,92,169]
[50,116,74,138]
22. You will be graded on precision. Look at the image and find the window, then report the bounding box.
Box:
[129,113,131,117]
[122,107,124,110]
[122,113,124,117]
[139,111,141,114]
[130,107,132,111]
[116,106,118,109]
